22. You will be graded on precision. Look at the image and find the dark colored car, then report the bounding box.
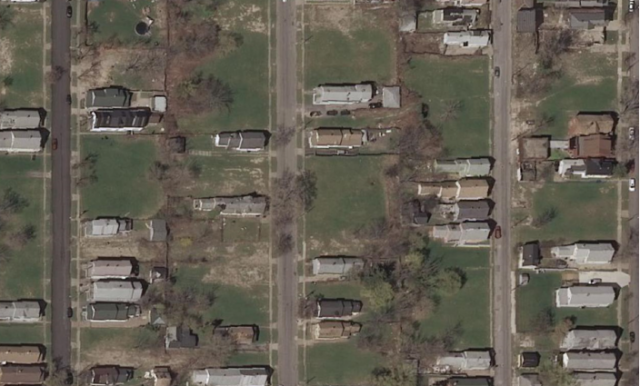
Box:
[368,102,383,109]
[67,307,73,318]
[494,226,502,239]
[310,111,322,117]
[340,110,351,116]
[66,94,72,104]
[631,332,636,343]
[66,6,72,18]
[494,66,500,77]
[326,110,338,116]
[52,138,58,151]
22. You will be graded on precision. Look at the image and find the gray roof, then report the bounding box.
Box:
[90,280,144,302]
[166,325,198,348]
[435,158,491,177]
[569,8,608,29]
[562,351,618,370]
[86,87,132,108]
[190,368,269,386]
[88,258,134,279]
[436,351,492,371]
[215,131,267,151]
[517,8,538,32]
[312,84,374,105]
[214,196,268,217]
[455,200,491,220]
[148,219,168,241]
[0,130,43,152]
[312,257,364,275]
[519,374,542,386]
[382,87,401,108]
[444,30,491,47]
[84,219,131,237]
[0,110,42,129]
[573,372,618,386]
[87,303,140,321]
[556,286,616,307]
[92,108,151,130]
[0,301,42,321]
[560,329,618,350]
[521,242,541,267]
[551,243,615,264]
[317,299,363,318]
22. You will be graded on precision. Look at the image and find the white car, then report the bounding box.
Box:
[630,178,636,192]
[630,0,636,12]
[630,127,636,142]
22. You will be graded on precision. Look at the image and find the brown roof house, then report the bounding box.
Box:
[312,321,362,340]
[0,364,46,385]
[213,325,259,345]
[568,8,609,30]
[150,367,172,386]
[0,346,44,364]
[91,366,134,386]
[518,136,550,160]
[316,299,363,319]
[568,134,614,158]
[308,128,367,149]
[568,113,615,136]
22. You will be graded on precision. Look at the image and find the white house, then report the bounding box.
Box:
[555,286,616,308]
[551,243,615,265]
[312,84,374,105]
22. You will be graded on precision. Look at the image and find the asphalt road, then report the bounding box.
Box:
[275,0,299,385]
[50,0,72,372]
[490,1,513,385]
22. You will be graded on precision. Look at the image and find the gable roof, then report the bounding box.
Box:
[444,31,491,47]
[0,346,44,364]
[571,134,614,158]
[436,350,492,371]
[310,128,366,148]
[91,366,134,385]
[190,368,270,386]
[0,364,45,384]
[569,113,615,136]
[88,258,134,279]
[382,87,401,108]
[166,325,198,348]
[569,8,608,29]
[520,352,541,368]
[214,196,268,216]
[556,285,616,307]
[572,372,618,386]
[84,218,131,237]
[86,87,132,109]
[521,242,541,267]
[551,243,615,264]
[312,84,374,105]
[148,219,168,241]
[317,299,363,318]
[562,351,618,370]
[87,303,140,321]
[0,110,42,129]
[0,130,43,152]
[90,280,144,302]
[91,108,151,131]
[455,200,491,220]
[457,179,490,200]
[312,257,364,275]
[560,328,618,350]
[0,301,42,321]
[434,158,492,177]
[315,320,362,338]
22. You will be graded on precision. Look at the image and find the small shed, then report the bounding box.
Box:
[147,219,168,242]
[520,352,541,368]
[382,87,401,109]
[517,8,539,33]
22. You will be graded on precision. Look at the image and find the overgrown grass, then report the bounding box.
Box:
[81,136,164,218]
[517,182,617,242]
[305,340,383,385]
[404,56,490,157]
[87,0,160,45]
[305,282,363,299]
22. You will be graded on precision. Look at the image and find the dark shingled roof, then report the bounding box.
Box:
[317,299,363,318]
[521,351,541,368]
[522,242,541,267]
[517,8,538,33]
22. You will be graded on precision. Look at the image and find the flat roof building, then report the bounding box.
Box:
[0,130,43,153]
[89,280,144,303]
[189,368,270,386]
[555,286,616,308]
[312,257,364,276]
[312,84,374,105]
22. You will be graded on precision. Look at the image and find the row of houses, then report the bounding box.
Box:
[86,366,272,386]
[83,87,165,132]
[0,109,47,153]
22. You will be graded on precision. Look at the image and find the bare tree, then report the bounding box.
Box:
[47,65,66,84]
[439,99,463,122]
[271,126,296,148]
[295,170,317,212]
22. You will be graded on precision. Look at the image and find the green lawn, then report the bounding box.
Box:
[429,243,491,269]
[88,0,159,45]
[404,56,490,157]
[537,53,617,139]
[0,326,44,344]
[304,28,394,88]
[81,136,164,218]
[518,182,617,242]
[174,154,269,197]
[517,272,618,334]
[305,282,363,300]
[0,6,44,107]
[305,340,383,385]
[227,352,270,367]
[419,268,491,348]
[305,157,387,254]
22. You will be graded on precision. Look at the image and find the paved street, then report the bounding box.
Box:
[49,0,72,372]
[490,1,513,385]
[275,0,299,385]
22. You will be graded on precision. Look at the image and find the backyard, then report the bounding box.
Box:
[87,0,162,45]
[80,136,164,218]
[404,56,490,158]
[304,340,383,385]
[517,182,618,242]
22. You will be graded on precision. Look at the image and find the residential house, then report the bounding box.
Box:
[560,328,618,351]
[0,346,44,364]
[90,366,134,386]
[308,128,367,149]
[149,267,168,283]
[518,374,542,386]
[434,8,479,27]
[443,377,493,386]
[84,218,133,237]
[89,280,144,303]
[545,0,606,6]
[519,242,542,269]
[147,219,168,242]
[0,130,43,153]
[382,86,401,108]
[551,242,615,265]
[86,258,135,280]
[519,352,541,368]
[572,372,618,386]
[0,364,46,384]
[568,113,615,136]
[434,158,492,177]
[569,134,614,158]
[435,350,493,372]
[558,158,615,179]
[431,222,491,247]
[150,367,172,386]
[213,325,259,345]
[312,84,375,105]
[435,0,487,7]
[443,31,491,48]
[214,131,268,152]
[555,285,616,308]
[0,301,42,323]
[568,8,609,30]
[518,137,550,160]
[561,351,618,371]
[165,325,198,349]
[312,320,362,340]
[517,8,540,33]
[311,257,364,275]
[188,368,270,386]
[85,87,132,109]
[418,179,490,202]
[0,109,42,129]
[316,299,363,319]
[86,303,141,322]
[193,196,268,217]
[90,108,151,132]
[457,179,491,200]
[436,200,491,221]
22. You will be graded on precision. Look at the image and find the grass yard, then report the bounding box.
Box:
[517,182,617,242]
[419,268,491,348]
[87,0,160,45]
[0,6,44,107]
[174,154,269,197]
[227,352,270,367]
[81,136,164,218]
[517,272,618,334]
[305,340,383,385]
[537,53,617,139]
[404,56,490,158]
[0,326,44,344]
[305,282,363,299]
[429,242,491,269]
[305,157,386,255]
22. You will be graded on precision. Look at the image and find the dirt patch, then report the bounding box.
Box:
[218,3,266,34]
[202,243,269,288]
[305,4,389,37]
[0,39,13,75]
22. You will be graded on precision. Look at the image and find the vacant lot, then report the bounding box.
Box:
[87,0,162,45]
[81,136,164,218]
[305,157,387,255]
[429,243,491,269]
[305,282,363,300]
[517,182,617,242]
[0,5,44,107]
[404,56,490,158]
[536,53,617,139]
[0,325,44,344]
[305,340,383,385]
[517,272,618,334]
[304,6,394,89]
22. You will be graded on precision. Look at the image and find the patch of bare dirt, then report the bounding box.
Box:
[202,243,270,288]
[217,3,266,34]
[0,39,13,75]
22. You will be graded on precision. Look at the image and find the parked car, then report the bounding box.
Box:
[326,110,338,116]
[310,111,322,117]
[494,66,501,77]
[629,127,635,142]
[630,0,635,12]
[66,6,72,17]
[494,226,502,239]
[52,138,58,151]
[67,307,73,318]
[589,278,602,284]
[66,94,72,104]
[368,102,383,109]
[631,331,636,343]
[340,110,351,116]
[630,178,636,192]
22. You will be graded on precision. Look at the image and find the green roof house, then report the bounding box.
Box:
[86,87,132,109]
